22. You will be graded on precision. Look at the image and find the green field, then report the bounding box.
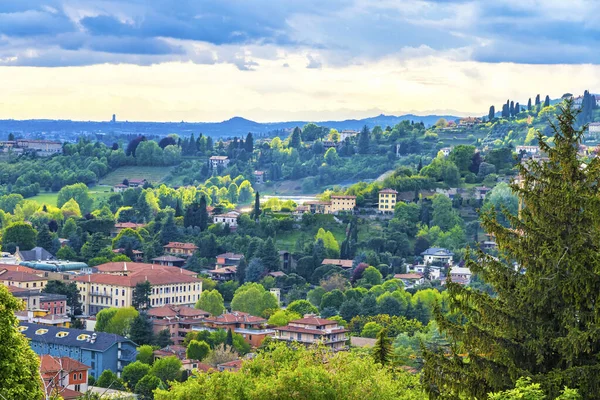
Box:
[99,166,173,186]
[275,215,347,252]
[29,187,113,208]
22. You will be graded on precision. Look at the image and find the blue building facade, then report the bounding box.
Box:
[21,322,137,378]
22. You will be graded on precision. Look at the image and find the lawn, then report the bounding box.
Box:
[276,215,347,252]
[99,166,173,186]
[29,187,113,208]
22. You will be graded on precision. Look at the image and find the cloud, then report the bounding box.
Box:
[306,54,321,69]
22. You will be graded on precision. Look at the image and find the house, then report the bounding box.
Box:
[340,130,359,142]
[474,186,492,200]
[378,188,398,213]
[0,269,47,290]
[322,140,337,150]
[110,222,146,238]
[515,145,540,157]
[163,242,198,257]
[421,248,454,266]
[6,285,42,309]
[112,248,144,262]
[15,246,55,262]
[304,201,331,214]
[16,139,62,156]
[321,259,353,270]
[73,262,203,315]
[147,305,210,345]
[217,359,243,372]
[449,266,472,285]
[22,322,137,378]
[113,184,128,193]
[213,211,240,227]
[209,156,230,169]
[127,178,146,188]
[330,195,356,213]
[40,293,68,315]
[206,266,237,282]
[457,117,482,128]
[152,255,186,267]
[254,170,266,184]
[16,308,71,327]
[216,253,244,268]
[153,345,187,361]
[200,311,274,347]
[439,147,452,157]
[293,205,309,219]
[39,355,90,399]
[0,251,19,264]
[273,317,349,350]
[393,273,425,289]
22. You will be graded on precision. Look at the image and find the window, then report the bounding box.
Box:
[79,373,82,380]
[74,384,81,392]
[73,373,77,380]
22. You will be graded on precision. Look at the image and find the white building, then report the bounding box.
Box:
[213,211,240,227]
[421,248,454,266]
[209,156,230,169]
[340,130,359,142]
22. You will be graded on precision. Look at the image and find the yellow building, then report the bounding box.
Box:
[378,188,398,213]
[329,195,356,213]
[0,269,47,290]
[74,263,202,315]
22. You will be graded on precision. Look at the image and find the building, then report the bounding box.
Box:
[40,293,68,315]
[329,195,356,213]
[147,305,210,345]
[213,211,240,227]
[113,184,128,193]
[449,266,472,285]
[16,308,70,327]
[439,147,452,157]
[16,139,62,156]
[378,188,398,213]
[217,360,243,372]
[152,255,186,267]
[200,311,274,347]
[421,248,454,266]
[321,259,353,270]
[22,322,137,378]
[40,355,90,399]
[73,263,202,315]
[254,170,266,184]
[0,269,47,290]
[216,253,244,268]
[209,156,230,169]
[110,222,146,238]
[515,145,540,157]
[206,266,237,282]
[457,117,482,128]
[163,242,198,257]
[127,178,147,188]
[6,285,41,309]
[279,250,293,272]
[273,317,348,350]
[340,130,359,142]
[589,122,600,134]
[112,248,144,262]
[393,273,425,289]
[15,246,55,262]
[304,201,332,214]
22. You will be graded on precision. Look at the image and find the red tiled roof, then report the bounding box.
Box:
[164,242,198,250]
[290,317,338,326]
[209,266,237,275]
[219,360,243,369]
[330,195,356,199]
[216,252,243,259]
[5,284,30,293]
[40,355,89,374]
[394,273,423,280]
[95,262,196,276]
[0,264,38,274]
[114,222,146,229]
[321,259,353,268]
[379,188,398,194]
[147,305,210,318]
[73,266,201,287]
[204,311,266,325]
[276,325,348,335]
[0,270,47,282]
[197,362,214,373]
[46,387,82,400]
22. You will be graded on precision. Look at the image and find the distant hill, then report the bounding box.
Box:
[0,113,460,139]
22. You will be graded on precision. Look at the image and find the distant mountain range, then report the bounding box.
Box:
[0,113,461,139]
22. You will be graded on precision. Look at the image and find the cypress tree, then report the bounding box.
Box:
[226,328,234,349]
[372,327,392,366]
[514,102,520,116]
[198,195,208,231]
[289,127,302,149]
[252,192,261,222]
[535,94,541,106]
[544,95,550,108]
[509,101,515,117]
[245,132,254,154]
[528,98,532,111]
[358,125,370,154]
[488,105,495,121]
[424,100,600,398]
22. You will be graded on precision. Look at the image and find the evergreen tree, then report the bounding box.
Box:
[502,103,509,118]
[183,202,199,228]
[159,212,179,245]
[535,94,541,106]
[198,195,208,231]
[509,101,515,117]
[226,328,234,349]
[372,327,392,366]
[174,199,183,217]
[424,100,600,397]
[417,157,423,172]
[358,125,370,154]
[36,224,53,250]
[132,281,152,310]
[237,257,247,285]
[544,95,550,108]
[252,192,261,222]
[245,132,254,154]
[528,97,532,111]
[259,237,280,272]
[488,105,495,121]
[289,127,302,149]
[129,312,154,345]
[514,102,520,116]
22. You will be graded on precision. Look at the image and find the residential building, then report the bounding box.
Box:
[15,246,55,262]
[216,252,244,268]
[147,305,210,345]
[40,293,68,314]
[393,273,425,288]
[199,311,274,347]
[163,242,198,257]
[254,170,266,184]
[304,201,332,214]
[321,259,353,270]
[217,360,243,372]
[515,145,540,157]
[330,195,356,213]
[340,130,359,142]
[6,285,41,309]
[22,323,137,378]
[0,251,19,264]
[421,248,454,266]
[16,308,70,327]
[153,345,187,361]
[152,255,186,267]
[0,269,47,290]
[16,139,62,156]
[209,156,230,169]
[213,211,240,227]
[39,355,90,399]
[73,263,202,315]
[207,266,237,282]
[110,222,146,238]
[439,147,452,157]
[127,178,147,188]
[279,250,293,272]
[457,117,482,128]
[409,264,442,280]
[378,188,398,213]
[113,184,128,193]
[273,317,348,350]
[113,248,144,262]
[449,266,472,285]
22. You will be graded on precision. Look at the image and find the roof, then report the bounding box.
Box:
[276,325,348,335]
[379,188,398,194]
[95,262,196,276]
[16,247,55,262]
[40,355,89,374]
[152,255,186,262]
[330,195,356,199]
[74,264,201,287]
[164,242,198,250]
[114,222,146,229]
[46,387,82,400]
[290,317,338,326]
[421,247,454,257]
[450,267,472,275]
[394,273,424,280]
[268,271,286,278]
[21,322,135,351]
[254,170,265,175]
[0,264,38,274]
[40,293,68,302]
[321,259,353,268]
[216,252,244,259]
[218,360,243,369]
[0,270,47,282]
[5,284,31,293]
[204,311,266,325]
[147,305,210,318]
[210,156,229,160]
[209,266,237,275]
[197,363,214,373]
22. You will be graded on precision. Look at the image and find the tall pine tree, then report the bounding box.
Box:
[252,192,261,222]
[488,105,495,121]
[528,98,532,111]
[358,125,370,154]
[424,100,600,398]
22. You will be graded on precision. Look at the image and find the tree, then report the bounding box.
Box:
[187,340,211,361]
[122,361,151,391]
[57,183,94,214]
[488,377,580,400]
[360,266,383,287]
[449,145,476,174]
[204,343,239,367]
[358,125,370,154]
[245,258,266,282]
[135,374,162,400]
[320,289,345,311]
[245,132,254,154]
[2,222,37,251]
[36,224,53,250]
[42,280,82,316]
[287,300,318,316]
[137,344,155,365]
[324,147,339,165]
[151,356,182,384]
[231,283,278,317]
[80,232,110,261]
[544,95,550,107]
[488,105,495,120]
[252,192,261,221]
[133,281,152,310]
[431,194,461,231]
[424,101,600,397]
[289,127,302,148]
[95,307,139,336]
[126,135,146,157]
[527,98,532,111]
[237,180,254,203]
[361,321,384,338]
[268,309,302,326]
[195,290,225,316]
[372,327,392,365]
[0,285,44,398]
[129,313,154,345]
[96,370,126,390]
[258,237,280,272]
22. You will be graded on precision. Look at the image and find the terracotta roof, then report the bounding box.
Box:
[40,355,89,374]
[152,255,186,262]
[394,273,423,280]
[268,271,286,278]
[219,360,243,369]
[46,387,82,400]
[147,305,210,318]
[0,264,38,274]
[379,188,398,194]
[276,325,348,335]
[321,259,353,268]
[204,311,266,325]
[5,284,30,293]
[290,317,338,326]
[73,266,201,287]
[197,363,214,373]
[330,195,356,199]
[164,242,198,250]
[209,266,237,274]
[95,262,196,276]
[0,270,47,282]
[114,222,146,229]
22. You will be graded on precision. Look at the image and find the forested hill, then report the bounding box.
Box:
[0,113,459,139]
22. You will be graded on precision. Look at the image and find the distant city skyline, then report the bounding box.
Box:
[0,1,599,122]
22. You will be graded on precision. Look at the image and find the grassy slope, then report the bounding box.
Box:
[99,166,173,186]
[29,187,113,208]
[275,215,347,252]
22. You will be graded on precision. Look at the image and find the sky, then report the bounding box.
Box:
[1,0,600,122]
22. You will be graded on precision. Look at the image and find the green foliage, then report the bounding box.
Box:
[57,183,94,214]
[96,369,126,390]
[2,222,37,250]
[268,309,301,326]
[315,228,340,258]
[231,283,278,317]
[122,361,151,391]
[137,345,155,365]
[488,378,580,400]
[95,306,139,336]
[42,280,82,316]
[359,266,383,287]
[0,285,44,399]
[151,356,182,384]
[287,299,318,316]
[135,374,162,400]
[372,327,393,365]
[361,321,383,338]
[195,289,225,316]
[187,340,211,361]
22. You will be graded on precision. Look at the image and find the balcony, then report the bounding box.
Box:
[89,291,112,297]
